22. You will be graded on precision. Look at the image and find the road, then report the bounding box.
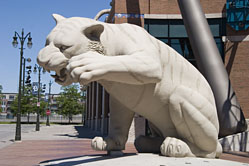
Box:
[0,124,36,149]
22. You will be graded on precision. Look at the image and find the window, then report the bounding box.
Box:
[144,18,226,67]
[145,19,168,37]
[7,101,13,105]
[169,20,188,37]
[9,95,15,100]
[170,38,197,66]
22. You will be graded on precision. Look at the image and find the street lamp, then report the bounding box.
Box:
[23,58,31,95]
[12,29,32,141]
[33,64,46,131]
[46,80,53,126]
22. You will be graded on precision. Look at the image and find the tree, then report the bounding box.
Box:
[57,84,83,123]
[10,86,48,122]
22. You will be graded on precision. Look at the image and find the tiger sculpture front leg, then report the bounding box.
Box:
[91,96,135,152]
[66,50,162,85]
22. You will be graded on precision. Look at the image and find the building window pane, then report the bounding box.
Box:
[170,38,197,67]
[146,19,168,37]
[9,95,14,100]
[144,23,149,31]
[158,38,169,44]
[169,20,188,37]
[208,19,221,37]
[207,18,226,37]
[209,24,220,37]
[171,39,184,55]
[214,38,224,61]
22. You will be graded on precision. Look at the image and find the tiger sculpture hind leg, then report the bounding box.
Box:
[163,85,222,158]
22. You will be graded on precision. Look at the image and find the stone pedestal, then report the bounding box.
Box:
[39,153,248,166]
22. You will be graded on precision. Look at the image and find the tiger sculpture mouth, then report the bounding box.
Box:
[51,68,68,83]
[48,41,106,85]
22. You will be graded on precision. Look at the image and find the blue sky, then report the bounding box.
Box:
[0,0,111,94]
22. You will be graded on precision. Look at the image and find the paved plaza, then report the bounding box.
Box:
[0,124,248,166]
[0,124,36,149]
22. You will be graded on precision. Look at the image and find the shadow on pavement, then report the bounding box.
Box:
[74,126,104,139]
[54,125,104,139]
[39,153,137,166]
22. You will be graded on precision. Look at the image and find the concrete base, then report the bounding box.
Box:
[39,153,248,166]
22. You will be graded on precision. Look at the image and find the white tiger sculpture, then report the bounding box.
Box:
[37,14,222,158]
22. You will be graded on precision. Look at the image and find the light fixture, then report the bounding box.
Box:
[33,66,37,73]
[27,36,32,49]
[12,36,18,48]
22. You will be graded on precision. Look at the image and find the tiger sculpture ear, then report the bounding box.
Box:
[83,24,104,41]
[52,14,66,24]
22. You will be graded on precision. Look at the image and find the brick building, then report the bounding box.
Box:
[84,0,249,138]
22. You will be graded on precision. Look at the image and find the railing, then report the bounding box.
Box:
[0,114,83,123]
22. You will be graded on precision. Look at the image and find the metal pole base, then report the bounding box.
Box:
[46,115,50,126]
[36,114,40,131]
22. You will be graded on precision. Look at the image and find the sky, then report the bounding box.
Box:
[0,0,111,94]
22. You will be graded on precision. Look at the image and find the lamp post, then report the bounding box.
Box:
[22,58,31,95]
[46,80,53,126]
[33,64,46,131]
[12,29,32,141]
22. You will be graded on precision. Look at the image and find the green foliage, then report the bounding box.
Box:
[10,86,47,116]
[57,84,83,123]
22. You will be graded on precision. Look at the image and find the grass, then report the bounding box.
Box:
[0,121,15,124]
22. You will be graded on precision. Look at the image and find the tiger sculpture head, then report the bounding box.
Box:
[37,14,105,86]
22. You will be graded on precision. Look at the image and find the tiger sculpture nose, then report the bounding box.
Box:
[37,43,68,72]
[37,42,71,86]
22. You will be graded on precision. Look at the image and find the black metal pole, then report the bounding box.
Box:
[22,58,26,95]
[15,36,24,141]
[13,29,32,141]
[46,114,50,126]
[35,66,41,131]
[46,80,52,126]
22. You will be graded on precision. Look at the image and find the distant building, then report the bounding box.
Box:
[0,92,61,116]
[1,93,18,117]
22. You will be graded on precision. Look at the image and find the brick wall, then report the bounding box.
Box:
[225,40,249,118]
[113,0,226,15]
[225,25,249,118]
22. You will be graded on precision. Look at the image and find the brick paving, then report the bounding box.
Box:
[0,125,248,166]
[0,140,137,166]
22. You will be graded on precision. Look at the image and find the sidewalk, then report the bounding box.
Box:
[0,125,248,166]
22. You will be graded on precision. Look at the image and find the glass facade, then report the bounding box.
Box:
[144,18,226,68]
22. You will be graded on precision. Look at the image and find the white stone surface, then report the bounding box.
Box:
[39,153,248,166]
[37,14,221,158]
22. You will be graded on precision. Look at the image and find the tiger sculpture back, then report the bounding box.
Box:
[37,14,222,158]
